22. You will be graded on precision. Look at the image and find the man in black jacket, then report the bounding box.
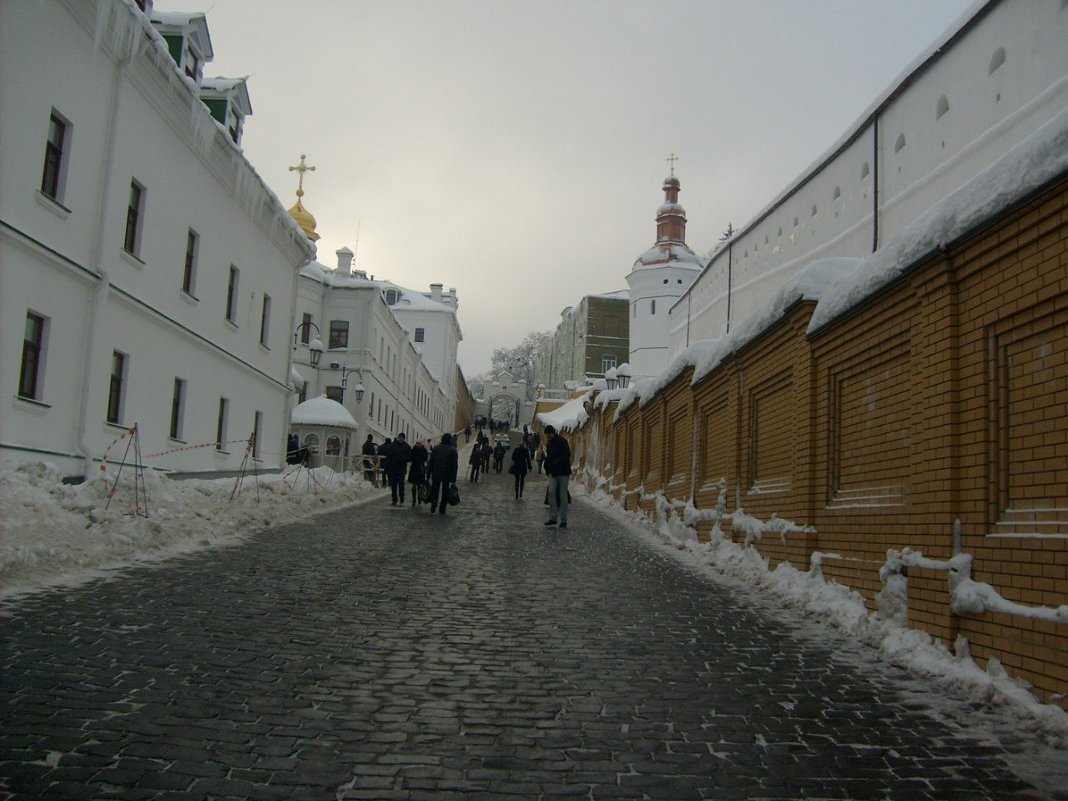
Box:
[427,433,459,515]
[385,432,412,505]
[542,425,572,528]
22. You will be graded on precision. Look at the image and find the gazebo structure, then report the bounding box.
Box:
[289,395,359,471]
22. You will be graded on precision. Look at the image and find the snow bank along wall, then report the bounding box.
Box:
[565,176,1068,709]
[670,0,1068,355]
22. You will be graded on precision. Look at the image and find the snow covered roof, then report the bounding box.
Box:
[149,11,214,61]
[299,264,454,312]
[537,392,592,432]
[290,395,358,430]
[809,105,1068,334]
[631,242,704,271]
[200,76,252,116]
[595,289,630,301]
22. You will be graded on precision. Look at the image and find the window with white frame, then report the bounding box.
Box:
[216,397,229,451]
[19,312,47,401]
[123,180,145,257]
[182,229,199,295]
[169,378,186,440]
[40,111,70,203]
[329,320,349,349]
[414,328,425,343]
[106,351,127,425]
[253,411,263,458]
[602,355,617,374]
[259,293,271,347]
[225,265,239,323]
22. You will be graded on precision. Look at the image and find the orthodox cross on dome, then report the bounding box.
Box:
[288,154,316,198]
[666,152,678,176]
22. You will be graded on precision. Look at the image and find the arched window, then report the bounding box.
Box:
[304,433,320,453]
[326,435,341,455]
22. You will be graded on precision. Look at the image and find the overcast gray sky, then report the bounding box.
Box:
[156,0,975,376]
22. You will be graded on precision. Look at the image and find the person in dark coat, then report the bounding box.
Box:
[428,433,459,515]
[360,434,377,483]
[385,433,411,505]
[468,442,482,483]
[509,442,532,499]
[493,441,507,474]
[408,439,429,506]
[542,425,572,528]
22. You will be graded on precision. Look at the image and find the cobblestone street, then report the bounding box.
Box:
[2,469,1065,801]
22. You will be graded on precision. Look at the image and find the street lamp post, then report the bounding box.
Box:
[605,366,619,390]
[615,362,633,389]
[328,362,365,404]
[293,321,325,368]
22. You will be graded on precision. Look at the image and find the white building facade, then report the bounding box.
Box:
[291,248,462,447]
[0,0,315,480]
[625,174,703,378]
[669,0,1068,355]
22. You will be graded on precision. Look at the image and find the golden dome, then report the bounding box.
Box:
[287,188,320,242]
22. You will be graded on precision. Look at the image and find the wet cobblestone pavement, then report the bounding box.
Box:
[2,469,1065,800]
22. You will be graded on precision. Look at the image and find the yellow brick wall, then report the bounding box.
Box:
[566,178,1068,707]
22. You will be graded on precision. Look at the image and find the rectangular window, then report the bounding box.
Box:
[298,381,308,405]
[225,265,239,323]
[602,355,617,374]
[326,385,343,403]
[124,180,144,256]
[19,312,47,400]
[182,229,199,294]
[169,378,186,440]
[414,327,425,343]
[300,312,312,344]
[259,293,271,346]
[651,299,656,315]
[253,410,263,458]
[216,397,229,450]
[329,320,349,349]
[107,351,127,424]
[40,112,68,201]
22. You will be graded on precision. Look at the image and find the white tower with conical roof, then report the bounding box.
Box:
[625,165,703,378]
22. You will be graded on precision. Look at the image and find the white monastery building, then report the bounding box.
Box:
[0,0,316,479]
[290,241,462,449]
[668,0,1068,356]
[625,171,703,379]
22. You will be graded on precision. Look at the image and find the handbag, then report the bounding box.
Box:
[418,483,430,503]
[447,484,460,506]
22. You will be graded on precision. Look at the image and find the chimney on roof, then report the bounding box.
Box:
[336,247,354,274]
[430,283,443,302]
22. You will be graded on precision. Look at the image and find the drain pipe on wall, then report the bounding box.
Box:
[76,50,131,482]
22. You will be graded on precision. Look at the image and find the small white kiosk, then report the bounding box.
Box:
[289,395,359,471]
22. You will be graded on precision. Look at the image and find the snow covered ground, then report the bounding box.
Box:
[2,457,1067,756]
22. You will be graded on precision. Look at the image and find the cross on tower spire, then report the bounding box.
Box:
[288,154,316,197]
[666,152,678,176]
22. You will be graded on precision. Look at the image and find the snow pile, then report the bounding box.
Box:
[0,461,377,598]
[291,394,359,429]
[536,392,592,432]
[809,106,1068,333]
[581,482,1068,749]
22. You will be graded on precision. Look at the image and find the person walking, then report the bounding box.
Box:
[386,433,411,505]
[542,425,572,528]
[360,434,377,483]
[509,441,532,500]
[468,442,482,483]
[428,433,459,515]
[408,438,428,507]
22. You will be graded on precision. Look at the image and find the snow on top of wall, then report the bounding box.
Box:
[290,395,359,429]
[537,393,592,432]
[300,266,454,313]
[681,257,862,385]
[808,106,1068,334]
[596,289,631,301]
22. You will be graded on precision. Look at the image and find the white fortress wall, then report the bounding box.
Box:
[670,0,1068,357]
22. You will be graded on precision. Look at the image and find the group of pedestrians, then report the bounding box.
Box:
[360,432,461,514]
[361,424,572,525]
